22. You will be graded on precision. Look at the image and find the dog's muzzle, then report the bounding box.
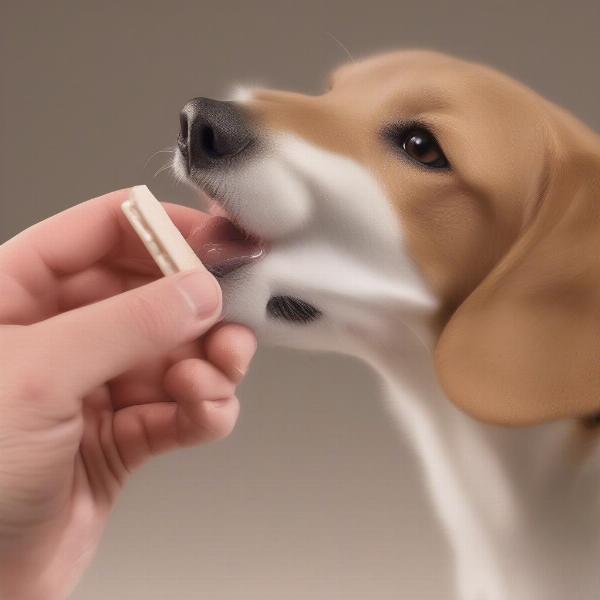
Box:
[175,96,322,325]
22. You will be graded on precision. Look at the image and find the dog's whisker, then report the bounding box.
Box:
[143,146,176,170]
[152,161,174,179]
[326,31,355,63]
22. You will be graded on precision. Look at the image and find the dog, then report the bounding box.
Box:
[173,50,600,600]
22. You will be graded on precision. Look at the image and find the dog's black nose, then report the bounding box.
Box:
[178,97,255,170]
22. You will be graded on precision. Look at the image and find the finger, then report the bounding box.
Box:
[57,265,128,312]
[107,324,257,412]
[0,190,213,323]
[104,202,218,274]
[204,323,257,383]
[165,358,239,445]
[0,189,213,304]
[28,269,222,398]
[57,264,156,312]
[113,403,181,470]
[108,337,205,411]
[113,359,240,470]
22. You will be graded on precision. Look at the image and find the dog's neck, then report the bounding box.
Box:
[349,317,600,599]
[356,323,512,587]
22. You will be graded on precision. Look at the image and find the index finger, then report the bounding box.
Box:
[0,188,210,282]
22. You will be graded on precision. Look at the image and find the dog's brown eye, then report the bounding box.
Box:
[385,125,449,169]
[401,128,448,168]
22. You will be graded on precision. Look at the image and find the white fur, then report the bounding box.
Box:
[227,85,259,104]
[176,129,600,600]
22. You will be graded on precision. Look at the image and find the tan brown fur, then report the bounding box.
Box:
[246,50,600,426]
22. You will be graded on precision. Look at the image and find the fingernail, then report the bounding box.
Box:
[176,270,222,318]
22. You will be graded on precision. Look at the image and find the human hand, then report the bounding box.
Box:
[0,189,256,600]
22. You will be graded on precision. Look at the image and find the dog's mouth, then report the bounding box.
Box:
[188,211,266,278]
[185,192,323,325]
[173,132,323,325]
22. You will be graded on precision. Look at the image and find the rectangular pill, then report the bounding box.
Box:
[121,185,203,275]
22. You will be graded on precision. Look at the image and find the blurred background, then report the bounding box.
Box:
[2,1,600,598]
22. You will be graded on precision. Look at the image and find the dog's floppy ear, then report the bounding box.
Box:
[435,122,600,425]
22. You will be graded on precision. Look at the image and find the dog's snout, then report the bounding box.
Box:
[178,97,255,170]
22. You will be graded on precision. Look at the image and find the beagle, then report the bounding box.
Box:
[174,51,600,600]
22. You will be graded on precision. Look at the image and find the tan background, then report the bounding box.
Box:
[2,1,600,598]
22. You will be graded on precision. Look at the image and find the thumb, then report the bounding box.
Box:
[31,269,222,395]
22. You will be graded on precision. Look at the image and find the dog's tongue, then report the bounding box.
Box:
[187,216,265,277]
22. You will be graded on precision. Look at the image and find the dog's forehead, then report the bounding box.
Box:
[329,50,486,97]
[331,50,465,83]
[328,50,541,119]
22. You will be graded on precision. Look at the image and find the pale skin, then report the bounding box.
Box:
[0,189,257,600]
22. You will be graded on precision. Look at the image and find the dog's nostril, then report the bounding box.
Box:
[200,124,217,157]
[178,111,190,161]
[179,112,189,142]
[178,97,255,169]
[197,123,244,159]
